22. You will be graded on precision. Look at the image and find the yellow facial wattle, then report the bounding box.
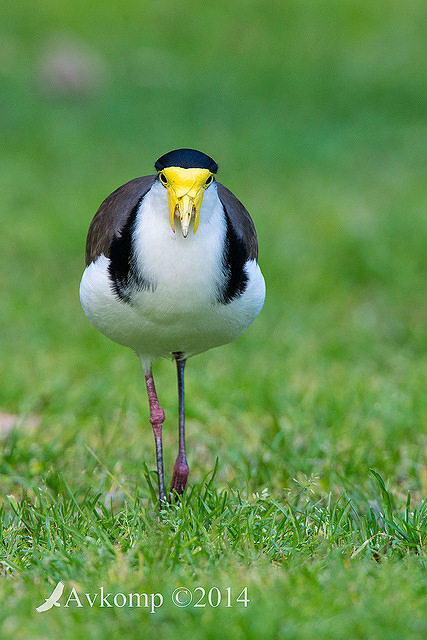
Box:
[159,167,214,237]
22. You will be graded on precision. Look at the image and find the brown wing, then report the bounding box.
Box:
[216,182,258,261]
[85,175,157,266]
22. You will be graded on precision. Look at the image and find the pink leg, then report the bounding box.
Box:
[170,358,189,500]
[144,369,166,504]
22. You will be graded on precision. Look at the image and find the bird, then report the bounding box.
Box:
[35,581,65,613]
[79,148,265,504]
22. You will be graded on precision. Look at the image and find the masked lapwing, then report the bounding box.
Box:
[80,149,265,503]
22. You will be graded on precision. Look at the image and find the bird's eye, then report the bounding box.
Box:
[205,175,213,187]
[159,172,168,186]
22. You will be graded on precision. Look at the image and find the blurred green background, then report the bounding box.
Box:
[2,0,427,491]
[2,0,427,498]
[1,1,427,636]
[2,0,427,489]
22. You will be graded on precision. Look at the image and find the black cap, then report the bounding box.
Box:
[155,148,218,174]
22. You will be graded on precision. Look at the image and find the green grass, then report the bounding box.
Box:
[1,0,427,637]
[1,473,427,637]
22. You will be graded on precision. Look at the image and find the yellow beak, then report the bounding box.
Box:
[159,167,213,237]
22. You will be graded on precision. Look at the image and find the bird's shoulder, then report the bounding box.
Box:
[216,182,258,261]
[85,175,157,266]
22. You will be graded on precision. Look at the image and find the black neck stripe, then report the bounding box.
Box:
[218,210,249,304]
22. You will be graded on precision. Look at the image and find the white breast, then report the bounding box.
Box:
[79,181,265,366]
[132,181,227,313]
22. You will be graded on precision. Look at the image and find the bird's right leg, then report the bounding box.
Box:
[144,367,166,504]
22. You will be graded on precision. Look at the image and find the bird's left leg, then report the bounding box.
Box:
[144,366,166,504]
[170,357,189,499]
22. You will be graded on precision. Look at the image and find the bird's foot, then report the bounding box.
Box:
[169,459,189,501]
